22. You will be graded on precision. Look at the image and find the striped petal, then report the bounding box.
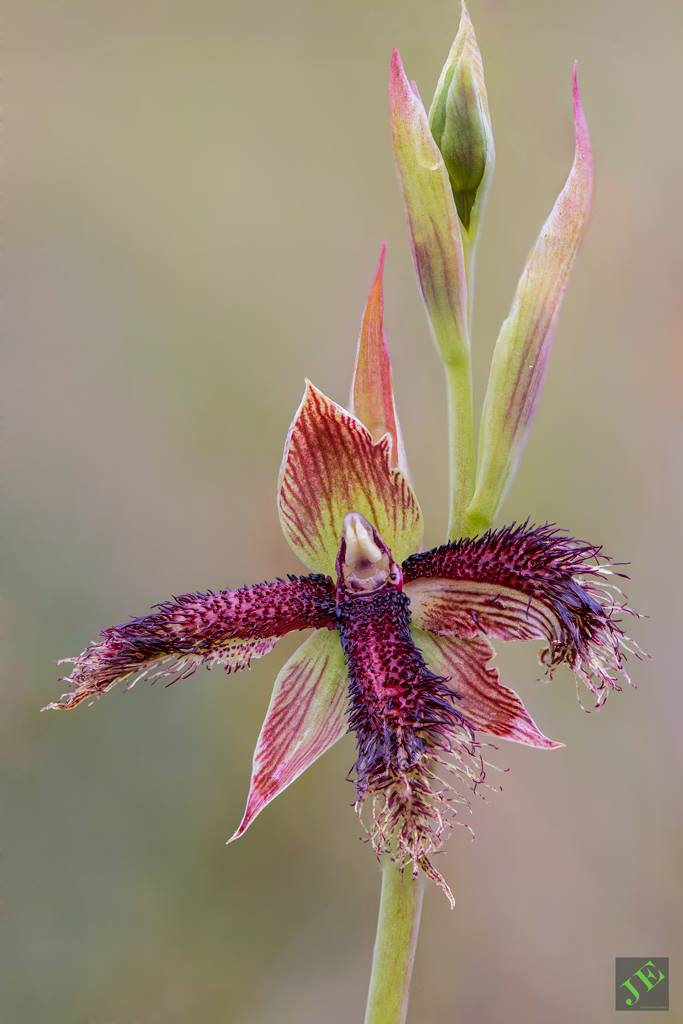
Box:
[350,244,410,478]
[229,629,348,840]
[468,67,593,530]
[389,48,469,364]
[278,382,423,575]
[403,523,636,706]
[413,628,561,749]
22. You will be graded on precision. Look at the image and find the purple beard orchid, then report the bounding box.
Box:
[47,249,637,904]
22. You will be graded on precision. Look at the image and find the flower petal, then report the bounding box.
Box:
[404,523,637,706]
[46,575,336,710]
[229,629,349,840]
[350,244,410,478]
[468,67,593,530]
[413,627,562,749]
[389,48,469,364]
[278,381,423,574]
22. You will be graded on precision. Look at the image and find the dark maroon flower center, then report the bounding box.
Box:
[337,587,464,781]
[333,512,478,901]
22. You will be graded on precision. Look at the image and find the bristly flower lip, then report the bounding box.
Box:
[336,559,481,906]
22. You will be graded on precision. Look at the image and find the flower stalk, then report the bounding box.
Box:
[445,356,476,540]
[364,863,424,1024]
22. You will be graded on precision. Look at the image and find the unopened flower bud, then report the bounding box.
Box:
[428,1,494,238]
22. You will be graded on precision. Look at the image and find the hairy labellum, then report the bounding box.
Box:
[337,585,480,902]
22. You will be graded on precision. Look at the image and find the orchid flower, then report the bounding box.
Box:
[47,247,636,905]
[49,5,642,1021]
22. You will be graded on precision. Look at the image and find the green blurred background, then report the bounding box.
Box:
[4,1,682,1021]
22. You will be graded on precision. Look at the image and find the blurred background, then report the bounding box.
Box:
[4,1,682,1021]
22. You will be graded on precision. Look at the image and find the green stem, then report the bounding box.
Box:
[459,502,494,539]
[445,356,476,541]
[440,231,480,542]
[364,863,424,1024]
[463,233,476,335]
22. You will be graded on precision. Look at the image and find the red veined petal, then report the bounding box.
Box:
[413,628,562,749]
[229,629,348,840]
[278,382,423,575]
[350,244,410,477]
[46,575,336,710]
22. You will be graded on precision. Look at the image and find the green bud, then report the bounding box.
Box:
[429,2,494,238]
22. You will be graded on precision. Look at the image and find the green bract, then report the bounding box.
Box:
[468,64,592,531]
